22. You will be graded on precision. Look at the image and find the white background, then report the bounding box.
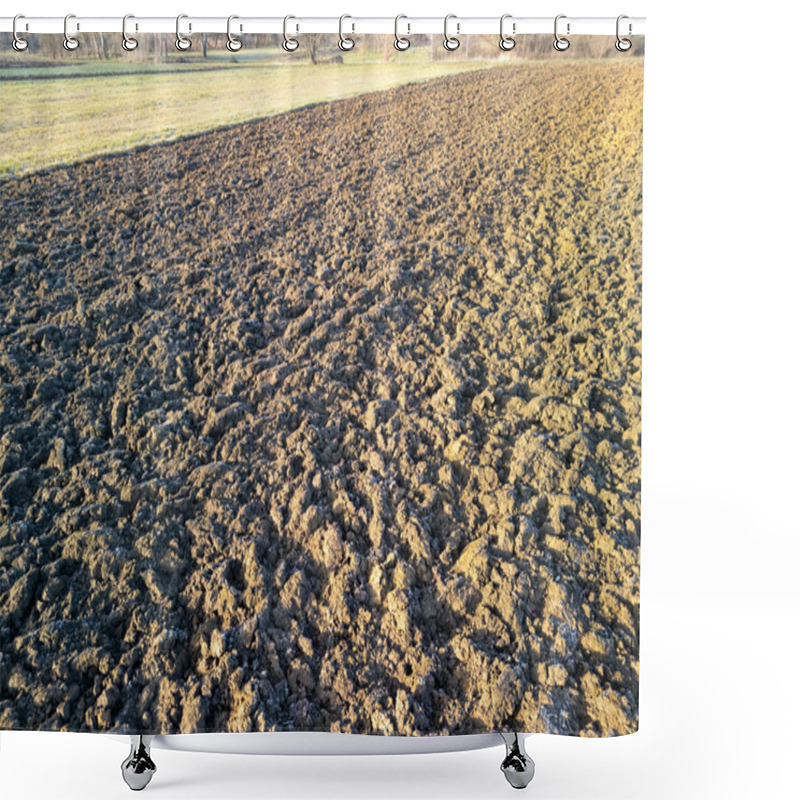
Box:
[2,1,798,798]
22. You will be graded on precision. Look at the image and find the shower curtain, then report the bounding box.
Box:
[0,32,643,738]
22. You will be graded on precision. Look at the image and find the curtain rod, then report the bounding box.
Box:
[0,16,646,37]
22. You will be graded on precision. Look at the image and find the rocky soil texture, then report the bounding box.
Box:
[0,60,643,737]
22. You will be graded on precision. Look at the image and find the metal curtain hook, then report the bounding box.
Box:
[443,13,460,51]
[176,13,192,50]
[615,14,632,51]
[122,14,138,51]
[282,15,299,51]
[499,14,516,51]
[394,14,410,51]
[339,14,355,51]
[227,15,243,51]
[553,14,570,51]
[63,13,80,51]
[12,14,29,51]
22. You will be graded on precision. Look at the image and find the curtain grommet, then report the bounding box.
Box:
[122,14,139,51]
[226,15,243,52]
[12,14,29,51]
[615,15,633,51]
[282,15,299,51]
[443,14,460,51]
[553,14,570,51]
[338,14,355,51]
[394,14,410,51]
[499,14,516,51]
[63,13,80,51]
[175,13,192,50]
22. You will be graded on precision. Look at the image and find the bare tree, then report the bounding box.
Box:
[307,33,322,65]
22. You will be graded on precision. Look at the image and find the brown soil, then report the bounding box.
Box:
[0,61,643,737]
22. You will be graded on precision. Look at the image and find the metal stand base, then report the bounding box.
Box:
[115,731,532,790]
[500,732,535,789]
[121,735,157,791]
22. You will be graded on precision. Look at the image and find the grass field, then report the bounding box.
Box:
[0,53,487,177]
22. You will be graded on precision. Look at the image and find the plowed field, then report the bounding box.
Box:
[0,60,643,737]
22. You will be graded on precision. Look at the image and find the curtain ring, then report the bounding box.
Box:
[12,14,29,51]
[122,14,138,51]
[175,13,192,50]
[499,13,515,51]
[282,15,299,51]
[394,14,410,51]
[553,14,570,51]
[63,13,80,51]
[227,15,243,52]
[615,14,632,51]
[338,14,355,51]
[443,13,460,51]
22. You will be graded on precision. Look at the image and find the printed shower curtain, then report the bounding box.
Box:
[0,32,643,738]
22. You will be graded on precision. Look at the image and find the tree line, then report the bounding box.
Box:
[0,32,643,65]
